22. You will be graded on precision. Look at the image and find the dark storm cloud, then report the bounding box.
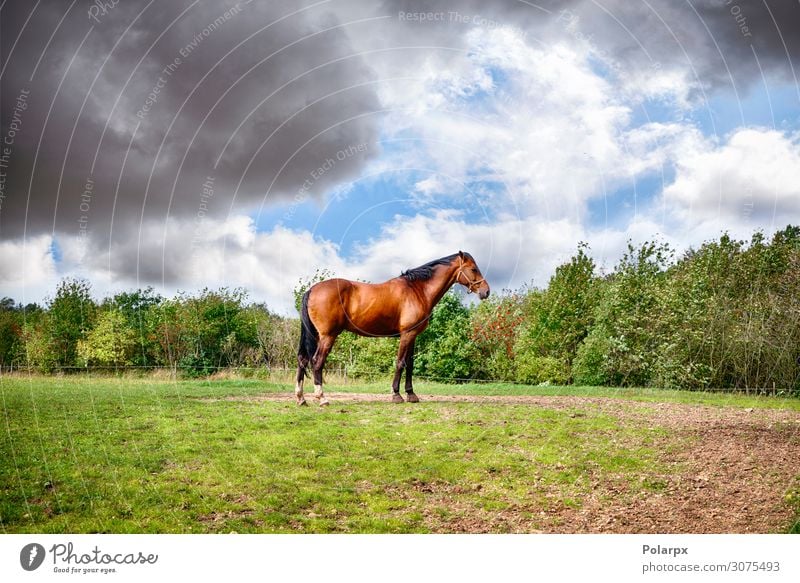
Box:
[693,0,800,84]
[1,0,798,285]
[567,0,800,95]
[0,0,380,251]
[373,0,800,93]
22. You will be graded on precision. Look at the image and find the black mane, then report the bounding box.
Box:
[400,252,473,282]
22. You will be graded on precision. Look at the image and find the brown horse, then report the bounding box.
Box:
[296,251,490,405]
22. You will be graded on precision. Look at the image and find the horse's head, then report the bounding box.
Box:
[455,251,490,300]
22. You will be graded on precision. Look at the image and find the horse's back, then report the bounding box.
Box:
[308,278,406,336]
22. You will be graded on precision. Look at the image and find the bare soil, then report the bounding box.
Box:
[213,392,800,533]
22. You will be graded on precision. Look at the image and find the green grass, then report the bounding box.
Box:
[1,375,797,533]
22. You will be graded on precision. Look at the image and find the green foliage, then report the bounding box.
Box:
[4,226,800,392]
[572,328,614,386]
[327,332,399,378]
[575,242,671,386]
[47,278,97,368]
[109,287,163,366]
[168,288,254,376]
[652,228,800,392]
[245,304,298,369]
[469,292,525,381]
[415,292,480,380]
[146,300,188,372]
[514,354,570,385]
[0,299,23,367]
[21,311,58,373]
[515,244,599,382]
[77,309,137,367]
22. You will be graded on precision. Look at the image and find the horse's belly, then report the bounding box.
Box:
[344,311,399,337]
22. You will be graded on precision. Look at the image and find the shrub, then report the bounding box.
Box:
[572,329,614,386]
[514,354,570,385]
[416,292,480,381]
[77,309,137,367]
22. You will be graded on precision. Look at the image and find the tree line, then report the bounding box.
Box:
[1,226,798,393]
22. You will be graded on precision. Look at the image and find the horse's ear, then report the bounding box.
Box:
[458,250,464,259]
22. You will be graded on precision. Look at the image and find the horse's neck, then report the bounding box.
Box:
[421,264,457,308]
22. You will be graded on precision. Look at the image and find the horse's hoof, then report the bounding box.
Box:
[318,399,330,407]
[297,399,308,407]
[406,392,420,403]
[391,393,405,403]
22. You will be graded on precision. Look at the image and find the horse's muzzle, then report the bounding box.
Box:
[478,286,490,300]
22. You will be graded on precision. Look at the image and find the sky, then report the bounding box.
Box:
[1,0,799,313]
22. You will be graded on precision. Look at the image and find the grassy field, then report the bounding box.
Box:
[1,375,798,533]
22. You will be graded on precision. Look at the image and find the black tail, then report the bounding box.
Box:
[298,290,318,376]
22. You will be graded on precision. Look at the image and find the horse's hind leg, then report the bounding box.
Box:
[312,335,335,406]
[296,354,309,406]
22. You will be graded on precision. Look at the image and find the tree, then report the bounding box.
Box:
[246,304,298,369]
[77,309,136,367]
[470,291,526,381]
[21,310,57,373]
[110,287,163,366]
[147,300,188,373]
[47,278,96,368]
[515,243,599,382]
[654,228,800,391]
[0,298,22,369]
[415,291,479,380]
[574,241,671,386]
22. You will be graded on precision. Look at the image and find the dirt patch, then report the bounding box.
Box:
[553,421,800,533]
[204,391,800,423]
[204,391,800,533]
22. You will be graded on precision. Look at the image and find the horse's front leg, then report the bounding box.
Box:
[404,338,419,402]
[392,333,419,403]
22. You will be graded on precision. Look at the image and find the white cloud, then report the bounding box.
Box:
[370,25,697,226]
[659,128,800,241]
[65,217,349,314]
[0,234,57,284]
[0,234,59,304]
[25,210,592,312]
[347,211,584,292]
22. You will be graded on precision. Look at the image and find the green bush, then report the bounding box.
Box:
[48,278,97,368]
[77,309,136,367]
[21,314,58,373]
[572,329,614,386]
[416,292,480,381]
[514,354,569,385]
[469,292,525,381]
[339,334,399,379]
[7,226,799,392]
